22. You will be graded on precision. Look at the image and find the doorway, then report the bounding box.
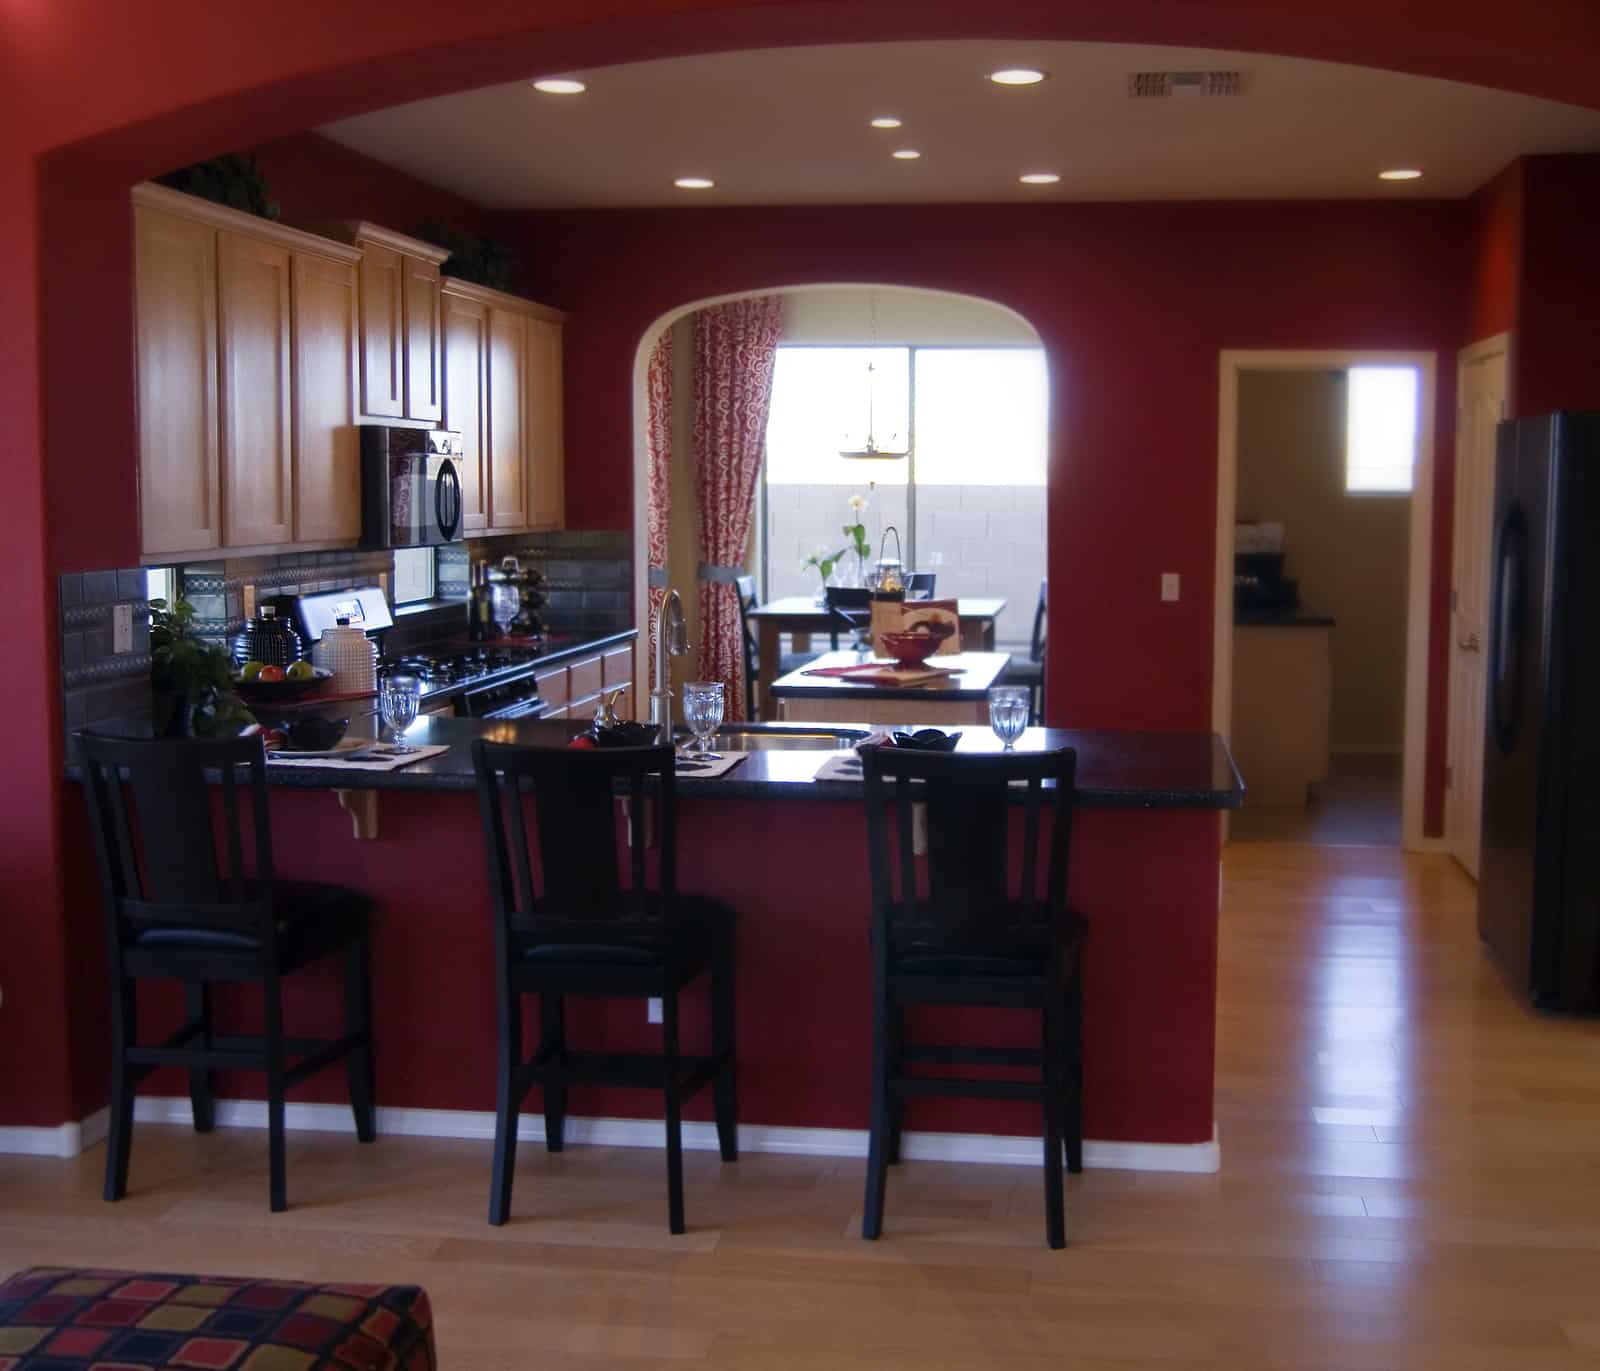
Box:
[1214,350,1437,850]
[1445,334,1510,878]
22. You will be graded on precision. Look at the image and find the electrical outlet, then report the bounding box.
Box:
[647,997,663,1024]
[113,603,134,653]
[1161,573,1180,602]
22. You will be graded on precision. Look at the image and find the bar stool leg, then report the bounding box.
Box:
[489,989,523,1226]
[712,945,738,1163]
[541,994,567,1153]
[264,978,288,1214]
[1065,974,1084,1175]
[185,980,215,1134]
[1041,993,1067,1250]
[861,986,892,1240]
[662,988,686,1235]
[343,939,376,1143]
[885,1007,905,1165]
[104,979,137,1202]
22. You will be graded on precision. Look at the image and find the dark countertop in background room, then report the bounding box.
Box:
[1233,607,1337,628]
[769,650,1012,701]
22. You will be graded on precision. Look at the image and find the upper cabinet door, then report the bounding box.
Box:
[404,255,443,423]
[218,231,293,549]
[487,308,528,530]
[525,316,566,530]
[134,206,220,557]
[442,288,490,534]
[291,253,360,543]
[357,242,404,418]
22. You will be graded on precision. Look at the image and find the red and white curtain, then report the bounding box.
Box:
[644,328,674,665]
[692,296,783,720]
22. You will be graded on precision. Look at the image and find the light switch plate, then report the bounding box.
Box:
[1161,573,1180,602]
[113,603,134,653]
[647,997,663,1024]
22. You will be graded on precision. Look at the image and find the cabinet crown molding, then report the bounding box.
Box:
[440,275,569,323]
[130,184,362,263]
[331,221,452,265]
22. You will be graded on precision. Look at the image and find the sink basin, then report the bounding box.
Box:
[676,725,867,751]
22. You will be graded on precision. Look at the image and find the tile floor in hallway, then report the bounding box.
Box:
[4,841,1599,1369]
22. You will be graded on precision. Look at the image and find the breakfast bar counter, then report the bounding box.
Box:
[80,719,1242,1169]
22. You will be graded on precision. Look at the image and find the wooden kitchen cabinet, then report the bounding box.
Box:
[526,315,565,530]
[340,223,448,424]
[487,307,529,530]
[355,241,403,418]
[134,203,220,557]
[441,286,490,533]
[218,230,293,549]
[133,183,366,560]
[290,253,360,543]
[532,642,636,722]
[404,255,443,422]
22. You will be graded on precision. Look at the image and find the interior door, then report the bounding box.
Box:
[1446,339,1508,878]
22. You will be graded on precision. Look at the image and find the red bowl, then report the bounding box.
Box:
[879,631,941,667]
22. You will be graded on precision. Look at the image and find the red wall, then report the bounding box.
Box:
[502,201,1467,745]
[1515,156,1600,418]
[1466,164,1524,351]
[6,0,1600,1132]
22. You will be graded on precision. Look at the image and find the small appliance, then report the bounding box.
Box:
[360,426,464,549]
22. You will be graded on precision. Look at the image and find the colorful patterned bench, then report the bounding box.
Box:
[0,1268,435,1370]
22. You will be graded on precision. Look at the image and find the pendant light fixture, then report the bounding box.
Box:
[840,291,910,461]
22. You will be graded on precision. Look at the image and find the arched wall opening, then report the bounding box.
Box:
[627,284,1047,715]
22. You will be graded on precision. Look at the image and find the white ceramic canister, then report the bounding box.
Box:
[312,622,378,694]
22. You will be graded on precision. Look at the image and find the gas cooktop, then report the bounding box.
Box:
[379,646,545,698]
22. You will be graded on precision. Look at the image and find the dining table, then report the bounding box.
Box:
[747,595,1007,720]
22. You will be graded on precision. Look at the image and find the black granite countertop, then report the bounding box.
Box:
[1234,607,1336,628]
[201,718,1243,809]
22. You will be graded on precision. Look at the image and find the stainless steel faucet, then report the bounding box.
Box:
[649,588,688,733]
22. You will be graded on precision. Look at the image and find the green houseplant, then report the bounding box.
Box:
[150,597,256,737]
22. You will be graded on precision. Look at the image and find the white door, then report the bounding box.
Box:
[1446,338,1508,879]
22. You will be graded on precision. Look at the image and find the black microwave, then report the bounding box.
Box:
[360,426,464,549]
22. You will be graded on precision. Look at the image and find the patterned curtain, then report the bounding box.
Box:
[644,328,674,667]
[692,296,783,720]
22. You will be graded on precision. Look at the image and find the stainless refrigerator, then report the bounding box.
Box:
[1478,411,1600,1010]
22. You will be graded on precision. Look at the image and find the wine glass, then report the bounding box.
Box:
[987,685,1030,750]
[379,674,421,753]
[681,681,725,758]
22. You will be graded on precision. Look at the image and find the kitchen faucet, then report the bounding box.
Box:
[649,588,689,734]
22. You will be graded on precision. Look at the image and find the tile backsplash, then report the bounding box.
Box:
[179,548,395,646]
[471,529,631,634]
[58,568,152,747]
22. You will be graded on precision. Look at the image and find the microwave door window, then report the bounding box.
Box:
[390,456,425,546]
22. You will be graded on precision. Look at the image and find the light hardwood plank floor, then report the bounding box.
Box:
[6,843,1600,1368]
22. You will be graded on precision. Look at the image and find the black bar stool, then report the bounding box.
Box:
[859,742,1085,1248]
[471,739,738,1234]
[77,731,377,1213]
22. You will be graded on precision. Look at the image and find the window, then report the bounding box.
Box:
[763,344,1047,647]
[392,548,437,605]
[145,567,177,606]
[1346,366,1419,494]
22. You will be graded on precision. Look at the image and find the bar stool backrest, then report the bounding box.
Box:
[860,745,1077,955]
[472,740,678,939]
[77,732,276,954]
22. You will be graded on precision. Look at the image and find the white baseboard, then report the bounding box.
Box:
[0,1107,108,1159]
[87,1098,1214,1173]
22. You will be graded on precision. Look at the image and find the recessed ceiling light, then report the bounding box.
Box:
[870,116,903,129]
[988,68,1047,86]
[891,149,922,161]
[531,77,586,95]
[1379,168,1423,181]
[674,176,715,190]
[1019,172,1061,185]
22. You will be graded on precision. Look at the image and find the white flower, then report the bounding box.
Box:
[847,493,869,515]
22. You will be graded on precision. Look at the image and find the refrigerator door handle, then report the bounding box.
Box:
[1490,502,1527,755]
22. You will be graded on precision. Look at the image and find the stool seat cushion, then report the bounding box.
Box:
[0,1266,435,1370]
[516,894,735,966]
[132,881,371,964]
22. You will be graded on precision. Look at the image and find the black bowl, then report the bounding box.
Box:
[593,721,662,749]
[234,667,333,701]
[282,716,350,752]
[889,728,961,752]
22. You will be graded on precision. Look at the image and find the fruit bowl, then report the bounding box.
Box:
[232,666,333,701]
[879,631,942,668]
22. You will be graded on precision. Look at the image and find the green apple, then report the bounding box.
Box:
[240,660,265,680]
[286,660,315,681]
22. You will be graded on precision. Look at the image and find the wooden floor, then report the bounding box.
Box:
[1230,753,1403,846]
[7,843,1600,1369]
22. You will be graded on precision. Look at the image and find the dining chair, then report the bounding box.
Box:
[1000,578,1047,722]
[824,585,873,648]
[77,730,377,1213]
[859,741,1085,1248]
[905,571,937,599]
[471,739,739,1234]
[737,574,818,716]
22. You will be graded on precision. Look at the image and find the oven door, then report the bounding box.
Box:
[458,677,547,720]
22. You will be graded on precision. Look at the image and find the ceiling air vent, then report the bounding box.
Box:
[1127,70,1245,99]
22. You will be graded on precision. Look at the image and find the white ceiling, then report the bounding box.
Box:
[319,39,1600,209]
